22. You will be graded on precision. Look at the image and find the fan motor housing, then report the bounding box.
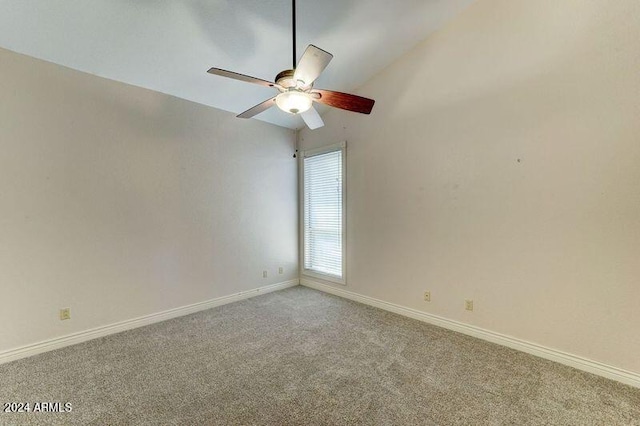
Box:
[275,70,298,89]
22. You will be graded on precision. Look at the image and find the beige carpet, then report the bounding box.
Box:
[1,286,639,425]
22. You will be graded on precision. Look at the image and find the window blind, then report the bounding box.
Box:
[303,149,343,278]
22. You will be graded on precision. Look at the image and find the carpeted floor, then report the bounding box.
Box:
[1,286,639,425]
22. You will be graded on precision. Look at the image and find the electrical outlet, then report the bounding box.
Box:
[278,267,283,275]
[263,270,268,278]
[59,308,71,320]
[423,291,431,302]
[465,300,474,311]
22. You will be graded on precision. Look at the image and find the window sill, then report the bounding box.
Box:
[302,270,346,286]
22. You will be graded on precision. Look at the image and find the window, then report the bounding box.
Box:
[301,142,345,284]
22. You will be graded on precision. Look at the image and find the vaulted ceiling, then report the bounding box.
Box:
[0,0,474,129]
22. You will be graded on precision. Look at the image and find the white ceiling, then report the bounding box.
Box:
[0,0,474,129]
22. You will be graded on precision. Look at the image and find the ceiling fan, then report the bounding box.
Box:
[206,0,375,130]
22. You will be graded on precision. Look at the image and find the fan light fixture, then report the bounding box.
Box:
[275,90,312,114]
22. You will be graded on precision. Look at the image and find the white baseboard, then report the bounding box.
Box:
[0,279,299,365]
[301,278,640,389]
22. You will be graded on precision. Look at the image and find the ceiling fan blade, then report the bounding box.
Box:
[312,89,375,114]
[237,97,277,119]
[300,106,325,130]
[293,45,333,86]
[207,67,277,88]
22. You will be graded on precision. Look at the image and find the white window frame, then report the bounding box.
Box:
[299,141,346,285]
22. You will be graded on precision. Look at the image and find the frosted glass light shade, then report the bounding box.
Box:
[275,91,312,115]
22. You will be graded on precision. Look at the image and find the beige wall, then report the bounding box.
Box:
[299,0,640,374]
[0,48,298,352]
